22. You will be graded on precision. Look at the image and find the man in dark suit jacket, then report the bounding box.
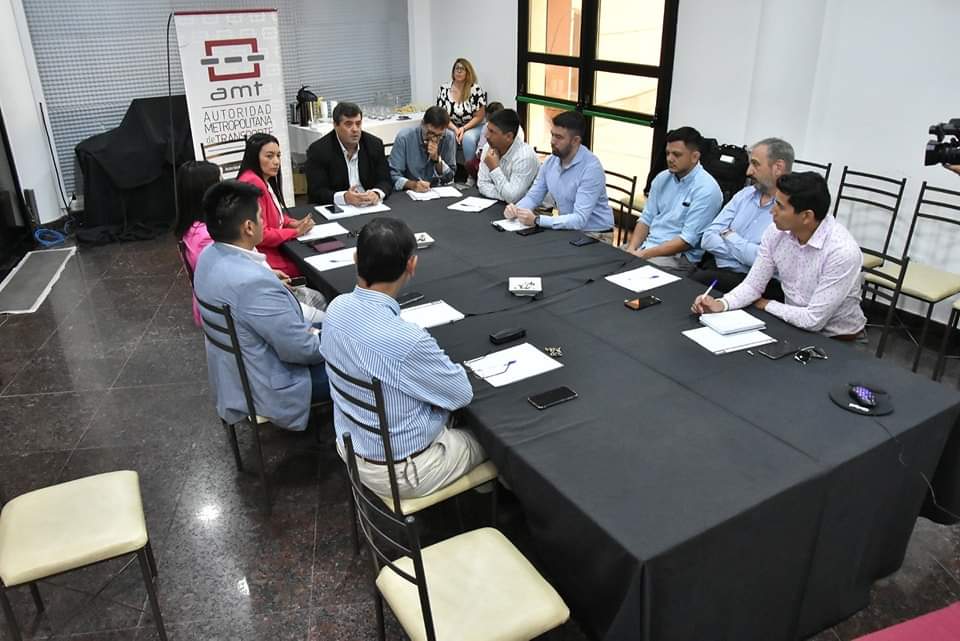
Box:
[305,102,393,205]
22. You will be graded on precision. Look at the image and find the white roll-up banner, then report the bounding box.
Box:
[174,9,294,203]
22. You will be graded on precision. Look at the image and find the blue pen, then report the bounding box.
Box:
[702,279,718,299]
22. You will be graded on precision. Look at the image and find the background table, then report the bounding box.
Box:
[287,112,424,157]
[283,194,960,641]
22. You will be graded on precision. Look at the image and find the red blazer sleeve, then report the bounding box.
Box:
[238,170,299,247]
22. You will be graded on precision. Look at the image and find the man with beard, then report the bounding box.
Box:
[691,137,794,299]
[505,111,613,232]
[625,126,722,275]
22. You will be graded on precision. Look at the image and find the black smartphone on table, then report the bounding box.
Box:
[287,276,307,287]
[327,204,344,214]
[570,235,599,247]
[758,340,797,360]
[528,386,578,410]
[517,226,544,236]
[397,291,425,307]
[624,295,662,310]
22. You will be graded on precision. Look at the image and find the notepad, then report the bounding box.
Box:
[448,197,498,212]
[315,202,391,220]
[682,327,776,355]
[464,342,563,387]
[491,218,534,232]
[407,186,463,201]
[399,300,465,329]
[699,310,766,335]
[605,266,680,293]
[298,222,349,241]
[303,247,356,272]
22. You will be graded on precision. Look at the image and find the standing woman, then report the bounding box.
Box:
[237,133,314,276]
[436,58,487,167]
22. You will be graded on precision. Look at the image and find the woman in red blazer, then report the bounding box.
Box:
[236,133,314,276]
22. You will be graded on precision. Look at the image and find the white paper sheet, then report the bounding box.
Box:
[682,327,776,355]
[298,222,349,241]
[464,342,563,387]
[399,300,465,329]
[303,247,356,272]
[315,202,391,220]
[699,310,766,335]
[491,218,534,232]
[448,196,498,212]
[605,265,680,293]
[407,186,463,201]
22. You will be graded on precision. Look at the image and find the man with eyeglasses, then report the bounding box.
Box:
[388,106,457,192]
[692,172,867,340]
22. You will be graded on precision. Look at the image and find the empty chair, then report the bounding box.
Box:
[201,137,247,176]
[793,158,833,182]
[343,433,569,641]
[933,299,960,381]
[831,166,907,270]
[0,471,167,641]
[860,249,910,359]
[605,170,639,246]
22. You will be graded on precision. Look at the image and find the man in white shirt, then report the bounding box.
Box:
[692,172,867,339]
[476,109,539,202]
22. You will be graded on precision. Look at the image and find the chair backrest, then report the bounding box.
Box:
[605,169,638,213]
[861,249,910,359]
[201,137,247,176]
[793,158,833,182]
[176,240,196,285]
[901,181,960,260]
[325,361,405,514]
[343,433,438,641]
[195,296,259,423]
[831,166,907,257]
[533,147,551,160]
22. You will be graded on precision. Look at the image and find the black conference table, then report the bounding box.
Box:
[283,192,960,641]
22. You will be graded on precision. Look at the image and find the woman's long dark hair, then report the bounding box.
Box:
[236,132,286,209]
[174,160,221,238]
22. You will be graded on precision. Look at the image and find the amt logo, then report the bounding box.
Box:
[201,38,266,101]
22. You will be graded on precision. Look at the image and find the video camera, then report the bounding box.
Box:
[925,119,960,166]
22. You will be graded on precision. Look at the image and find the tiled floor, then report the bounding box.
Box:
[0,234,959,641]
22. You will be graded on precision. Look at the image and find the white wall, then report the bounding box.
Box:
[671,0,960,321]
[0,0,65,224]
[410,0,518,108]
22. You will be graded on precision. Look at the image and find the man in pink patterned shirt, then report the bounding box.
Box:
[692,172,867,339]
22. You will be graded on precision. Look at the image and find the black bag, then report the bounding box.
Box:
[700,138,749,205]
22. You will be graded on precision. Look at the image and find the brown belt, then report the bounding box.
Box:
[356,443,432,466]
[831,330,866,342]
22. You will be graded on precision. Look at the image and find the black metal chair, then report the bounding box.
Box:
[933,299,960,381]
[860,249,910,359]
[831,166,907,270]
[343,433,569,641]
[195,295,275,513]
[793,158,833,182]
[0,472,167,641]
[176,240,195,285]
[605,170,639,246]
[862,181,960,372]
[200,137,247,177]
[325,361,498,519]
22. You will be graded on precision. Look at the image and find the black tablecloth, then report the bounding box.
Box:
[282,193,960,641]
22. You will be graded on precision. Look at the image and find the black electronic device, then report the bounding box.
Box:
[310,238,346,253]
[328,203,344,214]
[758,340,797,360]
[517,226,544,236]
[489,327,526,345]
[624,295,661,310]
[528,386,578,410]
[570,235,599,247]
[397,291,425,307]
[925,119,960,166]
[849,384,878,408]
[287,276,307,287]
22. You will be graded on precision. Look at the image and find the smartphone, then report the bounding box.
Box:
[528,386,578,410]
[570,235,599,247]
[624,295,662,310]
[758,340,797,360]
[397,291,425,307]
[328,204,344,214]
[516,226,544,236]
[287,276,307,287]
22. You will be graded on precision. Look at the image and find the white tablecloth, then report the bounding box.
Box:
[288,113,424,157]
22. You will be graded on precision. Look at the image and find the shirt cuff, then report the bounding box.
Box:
[333,190,347,206]
[719,298,729,312]
[537,215,555,229]
[371,188,385,201]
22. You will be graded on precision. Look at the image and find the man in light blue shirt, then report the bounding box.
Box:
[625,126,722,275]
[692,137,793,299]
[388,106,457,193]
[505,111,613,232]
[321,217,488,499]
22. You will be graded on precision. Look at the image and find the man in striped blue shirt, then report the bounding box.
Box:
[320,218,487,498]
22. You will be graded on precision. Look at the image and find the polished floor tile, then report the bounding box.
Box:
[0,236,959,641]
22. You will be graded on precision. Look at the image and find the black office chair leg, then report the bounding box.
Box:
[491,483,499,526]
[348,495,360,555]
[0,583,22,641]
[138,548,168,641]
[252,426,272,513]
[912,305,936,372]
[28,583,43,613]
[145,541,159,579]
[223,420,244,472]
[374,590,387,641]
[934,308,960,381]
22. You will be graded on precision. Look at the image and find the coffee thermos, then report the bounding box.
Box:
[296,85,319,127]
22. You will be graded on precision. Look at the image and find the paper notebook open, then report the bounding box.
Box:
[399,300,464,329]
[683,327,776,355]
[464,342,563,387]
[699,310,765,335]
[315,202,391,220]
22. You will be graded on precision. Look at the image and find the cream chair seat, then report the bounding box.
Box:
[376,527,570,641]
[376,460,498,515]
[862,252,883,269]
[864,261,960,302]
